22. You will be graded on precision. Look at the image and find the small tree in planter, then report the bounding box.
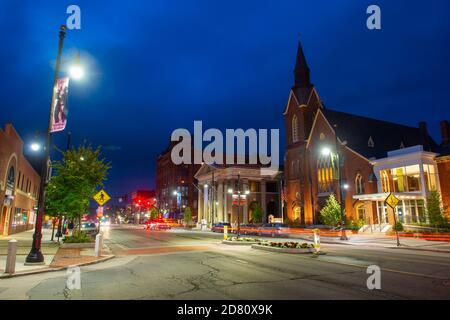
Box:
[183,207,193,228]
[251,203,263,223]
[426,191,449,230]
[320,194,341,227]
[150,207,159,220]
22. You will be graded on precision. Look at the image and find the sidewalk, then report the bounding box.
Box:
[0,228,114,278]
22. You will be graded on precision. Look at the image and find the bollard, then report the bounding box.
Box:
[223,225,228,240]
[5,239,17,274]
[313,229,321,253]
[95,233,103,257]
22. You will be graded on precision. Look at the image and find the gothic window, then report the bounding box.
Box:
[6,166,15,191]
[292,115,299,143]
[355,173,364,194]
[317,154,334,193]
[381,171,390,192]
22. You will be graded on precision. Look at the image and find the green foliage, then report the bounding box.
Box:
[250,203,263,223]
[45,145,111,232]
[63,231,92,243]
[320,194,342,227]
[183,207,192,224]
[346,219,365,230]
[150,207,159,220]
[392,221,404,232]
[426,191,448,228]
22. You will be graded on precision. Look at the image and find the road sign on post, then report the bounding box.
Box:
[93,189,111,207]
[385,193,401,247]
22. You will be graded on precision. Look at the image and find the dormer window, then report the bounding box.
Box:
[292,115,299,143]
[368,136,374,148]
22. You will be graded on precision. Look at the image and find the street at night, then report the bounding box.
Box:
[1,225,449,300]
[1,0,450,313]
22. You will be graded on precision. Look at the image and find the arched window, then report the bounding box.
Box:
[292,115,299,143]
[381,171,390,192]
[317,154,334,193]
[6,166,15,191]
[355,174,364,194]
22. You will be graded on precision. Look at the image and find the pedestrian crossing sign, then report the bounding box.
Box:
[93,189,111,206]
[385,193,399,209]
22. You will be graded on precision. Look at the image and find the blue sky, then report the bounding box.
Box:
[1,0,449,196]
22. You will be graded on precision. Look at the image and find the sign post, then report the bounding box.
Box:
[385,193,401,247]
[93,189,111,233]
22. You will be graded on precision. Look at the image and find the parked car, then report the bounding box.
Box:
[239,223,258,235]
[81,222,98,236]
[257,223,289,237]
[144,219,171,231]
[211,222,231,233]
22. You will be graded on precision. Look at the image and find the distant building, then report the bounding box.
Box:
[0,124,40,235]
[284,41,450,228]
[156,141,200,219]
[195,163,283,227]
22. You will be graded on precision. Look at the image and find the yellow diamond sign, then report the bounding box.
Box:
[93,189,111,206]
[385,193,399,209]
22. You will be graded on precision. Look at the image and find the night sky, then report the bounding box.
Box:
[1,0,449,197]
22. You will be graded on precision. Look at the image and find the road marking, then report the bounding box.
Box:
[236,259,248,264]
[307,255,449,281]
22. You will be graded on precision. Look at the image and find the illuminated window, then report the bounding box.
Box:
[292,115,299,143]
[381,171,390,192]
[355,174,364,194]
[317,154,334,193]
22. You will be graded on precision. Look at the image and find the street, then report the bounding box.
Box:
[0,225,449,300]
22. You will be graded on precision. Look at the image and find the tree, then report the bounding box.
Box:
[320,194,341,227]
[45,144,111,234]
[150,207,159,220]
[426,191,448,228]
[183,207,193,226]
[250,203,263,223]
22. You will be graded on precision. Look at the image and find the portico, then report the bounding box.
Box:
[195,163,283,227]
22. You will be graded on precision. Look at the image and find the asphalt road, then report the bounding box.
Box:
[0,225,449,300]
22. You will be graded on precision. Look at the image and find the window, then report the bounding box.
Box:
[391,165,421,192]
[355,174,364,194]
[423,164,437,191]
[266,182,278,193]
[317,154,335,193]
[292,115,299,143]
[249,181,260,192]
[381,171,390,192]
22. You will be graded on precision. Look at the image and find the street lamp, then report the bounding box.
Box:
[30,143,41,152]
[26,25,85,264]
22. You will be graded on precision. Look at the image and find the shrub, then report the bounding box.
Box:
[63,231,93,243]
[392,221,404,232]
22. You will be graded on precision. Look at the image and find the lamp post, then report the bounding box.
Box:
[227,174,249,238]
[26,25,85,263]
[173,190,180,219]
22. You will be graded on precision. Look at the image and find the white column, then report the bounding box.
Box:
[223,180,228,222]
[203,186,209,224]
[217,181,224,222]
[197,188,203,227]
[261,180,267,223]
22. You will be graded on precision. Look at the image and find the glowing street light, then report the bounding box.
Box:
[30,143,41,152]
[321,147,331,156]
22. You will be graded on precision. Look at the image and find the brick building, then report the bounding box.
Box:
[284,42,450,228]
[0,124,40,236]
[156,141,200,219]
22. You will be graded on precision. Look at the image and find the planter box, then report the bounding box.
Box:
[60,242,95,249]
[222,240,261,245]
[251,244,315,254]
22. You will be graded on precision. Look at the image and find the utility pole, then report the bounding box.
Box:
[237,173,241,238]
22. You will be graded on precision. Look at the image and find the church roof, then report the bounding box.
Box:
[321,108,440,159]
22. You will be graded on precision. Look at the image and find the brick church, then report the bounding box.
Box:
[284,42,450,228]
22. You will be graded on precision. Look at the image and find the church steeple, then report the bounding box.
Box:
[293,41,312,88]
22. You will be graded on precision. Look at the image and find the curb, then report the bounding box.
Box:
[251,244,316,254]
[0,255,115,279]
[222,240,260,246]
[388,246,450,254]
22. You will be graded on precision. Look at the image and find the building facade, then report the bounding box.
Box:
[0,124,40,236]
[195,163,283,226]
[284,42,450,228]
[156,141,200,219]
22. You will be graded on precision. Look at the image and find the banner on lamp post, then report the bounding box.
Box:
[50,77,70,133]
